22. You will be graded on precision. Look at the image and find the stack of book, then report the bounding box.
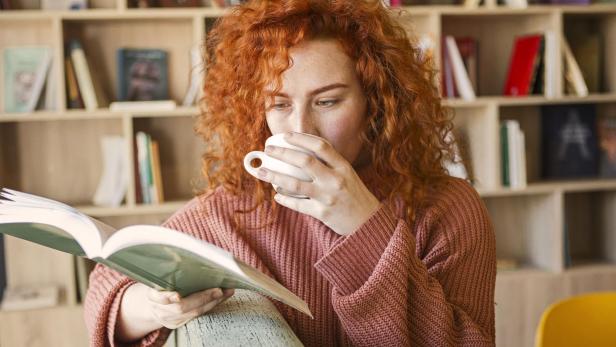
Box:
[65,39,109,110]
[135,131,165,204]
[500,120,527,189]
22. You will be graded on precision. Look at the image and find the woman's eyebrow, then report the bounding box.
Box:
[270,83,349,97]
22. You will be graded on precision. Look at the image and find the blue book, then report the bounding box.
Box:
[541,104,598,179]
[116,48,169,101]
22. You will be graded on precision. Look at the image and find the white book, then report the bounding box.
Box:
[182,46,204,107]
[136,132,152,204]
[0,188,312,318]
[25,49,52,112]
[110,100,177,112]
[562,37,589,97]
[503,0,527,8]
[70,41,98,111]
[505,120,520,189]
[93,136,128,208]
[544,31,558,99]
[445,36,476,101]
[517,130,527,188]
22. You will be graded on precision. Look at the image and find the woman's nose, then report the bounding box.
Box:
[292,107,318,135]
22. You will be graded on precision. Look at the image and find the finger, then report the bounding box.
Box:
[264,145,332,181]
[258,168,315,198]
[274,193,320,217]
[175,288,224,313]
[283,132,347,169]
[148,289,180,305]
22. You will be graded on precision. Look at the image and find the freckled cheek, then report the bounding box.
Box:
[317,117,364,161]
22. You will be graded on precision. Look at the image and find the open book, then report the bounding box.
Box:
[0,188,312,318]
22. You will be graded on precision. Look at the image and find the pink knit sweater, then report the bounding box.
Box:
[84,176,496,347]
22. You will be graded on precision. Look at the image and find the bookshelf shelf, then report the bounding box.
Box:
[1,3,616,347]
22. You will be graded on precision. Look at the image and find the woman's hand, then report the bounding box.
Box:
[116,283,235,342]
[147,286,235,329]
[254,132,381,236]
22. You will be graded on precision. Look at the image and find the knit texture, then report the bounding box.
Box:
[84,176,496,347]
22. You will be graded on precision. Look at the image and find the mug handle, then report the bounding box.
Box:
[243,151,265,177]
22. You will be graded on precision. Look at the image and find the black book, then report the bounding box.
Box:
[541,104,599,179]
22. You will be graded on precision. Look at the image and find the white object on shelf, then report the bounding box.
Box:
[182,45,204,107]
[544,31,558,99]
[562,36,589,97]
[92,136,129,208]
[0,285,60,311]
[445,36,476,101]
[109,100,177,112]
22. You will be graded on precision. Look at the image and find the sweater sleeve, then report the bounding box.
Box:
[313,180,496,347]
[84,264,172,347]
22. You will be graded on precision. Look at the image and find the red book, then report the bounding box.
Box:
[503,34,544,97]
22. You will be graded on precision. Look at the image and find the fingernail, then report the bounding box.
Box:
[258,168,267,178]
[170,294,180,303]
[223,288,235,297]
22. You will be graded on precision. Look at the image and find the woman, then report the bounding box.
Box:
[84,1,496,346]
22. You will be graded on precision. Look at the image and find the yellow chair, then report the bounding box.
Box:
[535,292,616,347]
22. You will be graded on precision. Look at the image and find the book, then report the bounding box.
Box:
[455,37,479,95]
[117,48,169,102]
[541,104,599,179]
[503,34,544,97]
[64,56,85,109]
[0,285,60,311]
[500,120,527,188]
[150,140,165,203]
[543,31,557,98]
[92,136,128,208]
[68,39,108,111]
[562,36,588,97]
[135,132,155,204]
[3,46,52,113]
[569,34,601,93]
[597,114,616,178]
[0,188,312,318]
[182,46,204,107]
[445,36,476,100]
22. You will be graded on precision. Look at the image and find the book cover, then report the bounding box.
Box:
[541,104,599,179]
[455,37,479,95]
[0,188,312,318]
[64,56,85,109]
[117,48,169,102]
[3,46,52,113]
[68,39,101,110]
[597,114,616,178]
[445,36,476,100]
[503,34,543,96]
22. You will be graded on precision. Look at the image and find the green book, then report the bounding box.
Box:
[3,46,52,113]
[0,188,311,318]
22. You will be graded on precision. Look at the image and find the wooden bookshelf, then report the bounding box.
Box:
[2,2,616,347]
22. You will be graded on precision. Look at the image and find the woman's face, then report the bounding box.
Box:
[265,39,368,166]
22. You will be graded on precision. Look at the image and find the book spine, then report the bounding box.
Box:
[136,132,151,204]
[151,140,165,203]
[65,57,85,109]
[506,121,520,188]
[500,123,510,187]
[146,135,158,204]
[446,36,476,100]
[25,48,52,113]
[70,40,98,110]
[518,130,527,188]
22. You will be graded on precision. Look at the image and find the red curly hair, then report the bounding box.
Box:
[196,0,456,225]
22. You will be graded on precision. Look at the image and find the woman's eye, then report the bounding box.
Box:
[316,99,338,107]
[272,103,290,110]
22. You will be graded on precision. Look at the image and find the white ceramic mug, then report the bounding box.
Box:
[243,133,312,198]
